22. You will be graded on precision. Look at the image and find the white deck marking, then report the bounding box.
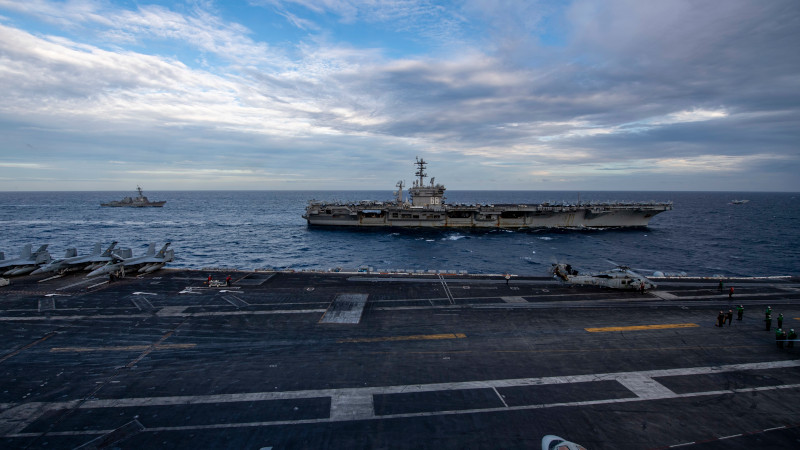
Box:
[493,387,509,407]
[223,295,250,308]
[319,294,369,324]
[616,374,675,399]
[38,298,55,312]
[501,296,528,303]
[0,309,327,321]
[56,277,102,291]
[650,291,678,300]
[330,390,374,421]
[156,306,189,316]
[3,359,799,438]
[130,297,155,312]
[438,275,455,304]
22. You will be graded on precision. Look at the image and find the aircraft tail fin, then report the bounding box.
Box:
[90,243,102,255]
[101,241,118,257]
[20,244,32,259]
[145,243,156,256]
[156,242,171,258]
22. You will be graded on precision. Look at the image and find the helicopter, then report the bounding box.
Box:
[551,263,657,291]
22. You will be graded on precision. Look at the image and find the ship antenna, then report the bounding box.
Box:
[415,157,427,187]
[137,185,143,197]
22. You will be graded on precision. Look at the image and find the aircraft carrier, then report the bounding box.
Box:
[1,268,799,449]
[303,158,673,228]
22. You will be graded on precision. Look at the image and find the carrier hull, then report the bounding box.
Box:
[303,158,672,229]
[304,203,671,228]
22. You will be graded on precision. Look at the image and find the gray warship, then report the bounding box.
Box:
[303,158,672,228]
[101,186,166,207]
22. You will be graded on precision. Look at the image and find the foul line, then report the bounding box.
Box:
[50,344,196,353]
[338,333,466,343]
[586,323,699,333]
[4,359,800,439]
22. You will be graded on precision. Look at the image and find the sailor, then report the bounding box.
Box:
[766,306,772,317]
[777,313,783,329]
[718,280,723,293]
[226,275,232,287]
[717,311,725,328]
[725,310,733,327]
[780,329,788,349]
[765,313,772,331]
[789,329,797,349]
[776,328,784,349]
[207,275,212,285]
[729,286,734,298]
[640,281,645,294]
[737,305,744,321]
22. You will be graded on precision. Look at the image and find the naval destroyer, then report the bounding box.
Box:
[101,186,166,207]
[303,158,672,228]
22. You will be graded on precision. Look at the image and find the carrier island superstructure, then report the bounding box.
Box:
[303,158,672,228]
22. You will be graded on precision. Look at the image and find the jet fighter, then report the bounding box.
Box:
[551,263,657,291]
[86,243,173,278]
[31,242,118,275]
[0,244,51,276]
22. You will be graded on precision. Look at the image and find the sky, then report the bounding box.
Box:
[0,0,798,191]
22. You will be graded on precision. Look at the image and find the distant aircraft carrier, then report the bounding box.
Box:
[304,158,673,228]
[1,268,799,448]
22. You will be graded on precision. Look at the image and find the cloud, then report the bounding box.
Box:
[0,162,47,168]
[0,0,798,190]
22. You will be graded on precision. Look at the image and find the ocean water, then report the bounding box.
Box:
[0,190,797,277]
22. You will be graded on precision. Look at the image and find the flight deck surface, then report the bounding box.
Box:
[1,270,799,449]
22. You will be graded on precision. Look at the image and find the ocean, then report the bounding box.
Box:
[0,190,797,277]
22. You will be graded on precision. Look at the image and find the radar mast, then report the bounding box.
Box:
[414,157,427,187]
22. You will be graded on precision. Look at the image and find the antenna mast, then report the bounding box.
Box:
[415,157,427,187]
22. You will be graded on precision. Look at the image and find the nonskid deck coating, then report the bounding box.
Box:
[0,269,799,449]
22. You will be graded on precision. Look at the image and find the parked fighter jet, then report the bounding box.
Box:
[551,263,657,291]
[31,242,118,275]
[0,244,51,276]
[86,243,174,278]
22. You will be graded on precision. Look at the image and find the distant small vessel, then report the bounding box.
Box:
[101,186,166,207]
[730,199,749,205]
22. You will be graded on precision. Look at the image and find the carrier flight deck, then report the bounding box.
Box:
[0,269,799,449]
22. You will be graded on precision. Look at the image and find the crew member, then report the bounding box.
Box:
[736,305,744,321]
[778,313,783,329]
[725,310,733,327]
[776,328,784,349]
[718,280,723,293]
[226,275,232,287]
[788,329,797,348]
[207,275,212,285]
[729,286,734,298]
[765,313,772,331]
[766,306,772,317]
[717,311,725,328]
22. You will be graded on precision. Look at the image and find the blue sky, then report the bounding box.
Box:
[0,0,798,191]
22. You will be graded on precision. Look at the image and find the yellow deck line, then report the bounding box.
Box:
[50,343,196,353]
[338,333,466,343]
[585,323,699,333]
